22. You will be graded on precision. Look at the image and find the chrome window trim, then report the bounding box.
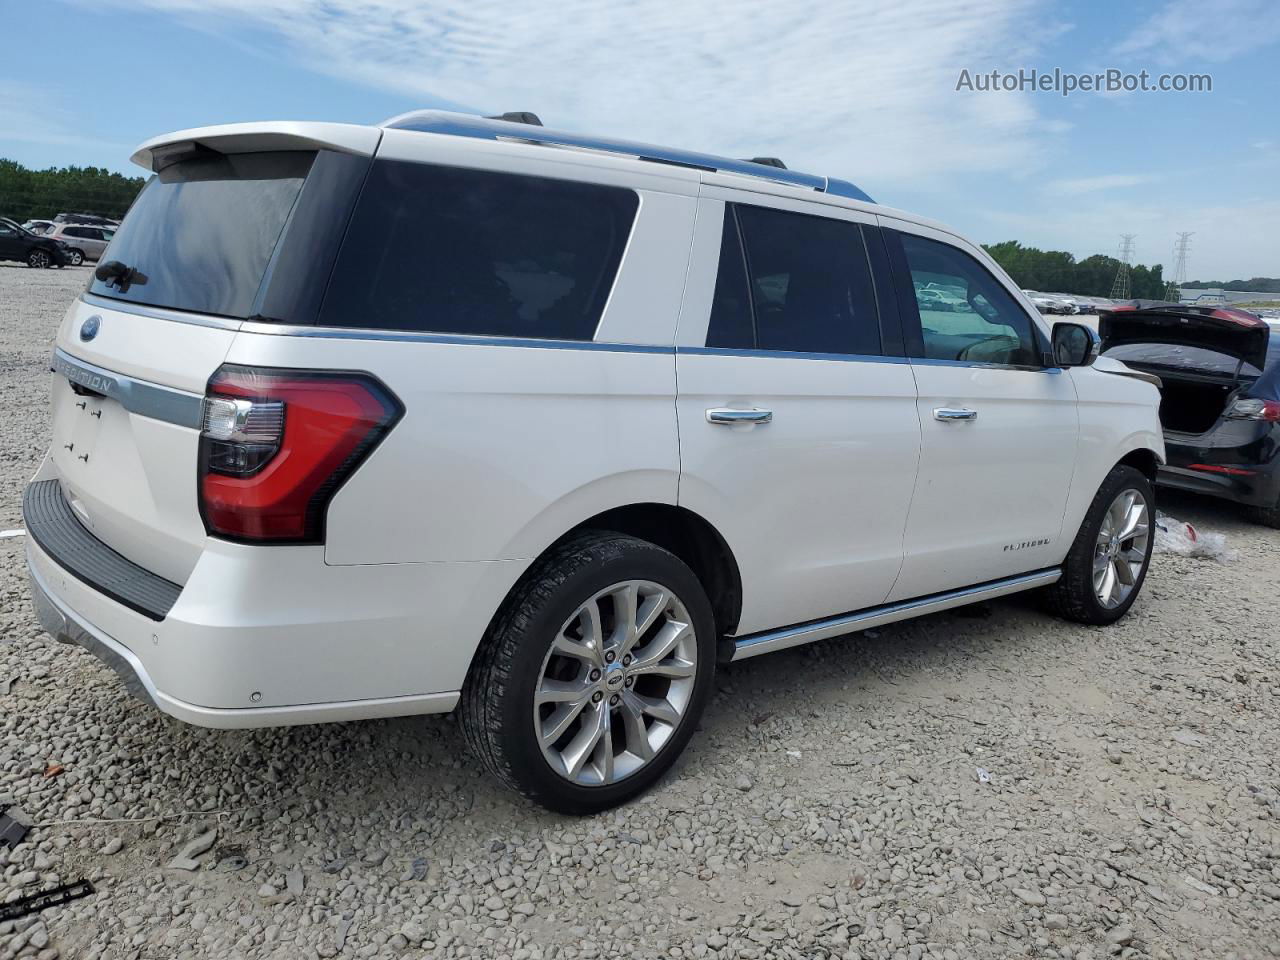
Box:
[238,321,675,354]
[678,346,908,364]
[81,293,244,331]
[52,348,204,429]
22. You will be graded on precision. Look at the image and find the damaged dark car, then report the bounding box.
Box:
[1101,302,1280,527]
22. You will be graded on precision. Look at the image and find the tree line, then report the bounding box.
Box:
[1183,277,1280,292]
[0,158,147,222]
[982,240,1168,300]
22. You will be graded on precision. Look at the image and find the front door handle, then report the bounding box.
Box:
[933,407,978,422]
[707,407,773,425]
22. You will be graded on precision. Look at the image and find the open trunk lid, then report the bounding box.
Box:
[1100,302,1270,373]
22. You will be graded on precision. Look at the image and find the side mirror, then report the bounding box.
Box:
[1052,322,1100,367]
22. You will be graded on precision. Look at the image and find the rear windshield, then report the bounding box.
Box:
[88,151,313,318]
[318,160,639,340]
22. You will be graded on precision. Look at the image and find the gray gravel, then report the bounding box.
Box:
[2,262,1279,960]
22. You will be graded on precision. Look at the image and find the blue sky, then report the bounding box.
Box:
[3,0,1277,279]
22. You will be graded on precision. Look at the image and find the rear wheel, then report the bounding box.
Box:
[1246,495,1280,529]
[1045,465,1154,625]
[26,248,51,269]
[461,531,716,814]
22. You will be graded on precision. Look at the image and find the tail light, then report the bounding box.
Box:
[199,366,403,543]
[1225,398,1280,422]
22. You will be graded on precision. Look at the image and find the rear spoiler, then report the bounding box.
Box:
[130,122,382,172]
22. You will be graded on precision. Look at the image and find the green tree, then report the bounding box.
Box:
[0,158,146,223]
[983,241,1166,299]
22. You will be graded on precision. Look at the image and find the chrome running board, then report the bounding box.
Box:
[731,567,1061,661]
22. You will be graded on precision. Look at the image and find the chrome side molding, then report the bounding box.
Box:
[52,348,204,429]
[731,567,1062,661]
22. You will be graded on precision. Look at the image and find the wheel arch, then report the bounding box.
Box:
[567,503,743,640]
[485,501,744,650]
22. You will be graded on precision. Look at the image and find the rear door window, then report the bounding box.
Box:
[88,151,313,318]
[706,203,882,356]
[319,160,639,340]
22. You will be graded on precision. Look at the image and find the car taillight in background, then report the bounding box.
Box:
[1225,398,1280,422]
[199,366,403,543]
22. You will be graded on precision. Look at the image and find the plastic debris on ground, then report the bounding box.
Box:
[1153,514,1234,561]
[975,767,992,784]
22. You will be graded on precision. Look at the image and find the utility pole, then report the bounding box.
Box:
[1163,232,1193,302]
[1110,235,1136,301]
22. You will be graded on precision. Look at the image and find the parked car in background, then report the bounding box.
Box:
[25,111,1163,812]
[22,219,56,234]
[1101,303,1280,526]
[0,217,67,269]
[53,212,120,228]
[45,223,115,265]
[1023,290,1070,314]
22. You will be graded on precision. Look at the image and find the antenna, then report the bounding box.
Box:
[1163,232,1193,303]
[1110,234,1136,300]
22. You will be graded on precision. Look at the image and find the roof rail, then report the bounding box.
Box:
[379,110,873,203]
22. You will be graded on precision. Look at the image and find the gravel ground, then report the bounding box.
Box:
[1,262,1278,960]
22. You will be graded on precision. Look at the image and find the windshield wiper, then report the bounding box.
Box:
[94,260,148,292]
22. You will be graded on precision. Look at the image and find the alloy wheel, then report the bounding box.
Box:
[29,250,50,269]
[534,580,698,786]
[1093,488,1150,609]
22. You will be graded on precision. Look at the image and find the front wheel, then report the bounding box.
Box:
[461,532,716,814]
[26,248,51,269]
[1044,465,1155,625]
[65,249,84,266]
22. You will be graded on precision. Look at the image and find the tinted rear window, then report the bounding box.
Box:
[88,151,312,318]
[318,160,638,340]
[706,203,882,356]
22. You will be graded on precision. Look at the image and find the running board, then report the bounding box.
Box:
[730,568,1061,661]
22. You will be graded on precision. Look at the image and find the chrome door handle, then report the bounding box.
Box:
[707,407,773,425]
[933,407,978,422]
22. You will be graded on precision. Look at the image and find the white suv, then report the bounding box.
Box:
[25,112,1164,812]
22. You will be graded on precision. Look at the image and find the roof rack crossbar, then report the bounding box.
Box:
[379,110,874,203]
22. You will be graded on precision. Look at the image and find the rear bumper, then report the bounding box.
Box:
[23,481,529,728]
[27,546,460,728]
[1157,462,1280,507]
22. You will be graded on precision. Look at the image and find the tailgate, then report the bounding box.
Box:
[49,298,237,583]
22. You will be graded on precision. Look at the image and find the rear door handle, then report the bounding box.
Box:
[933,407,978,422]
[707,408,773,425]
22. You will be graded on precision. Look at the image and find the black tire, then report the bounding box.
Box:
[1044,464,1155,625]
[460,531,717,814]
[26,248,51,269]
[1246,495,1280,529]
[65,249,84,266]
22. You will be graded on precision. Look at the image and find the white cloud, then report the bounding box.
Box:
[90,0,1053,188]
[1046,173,1155,195]
[1115,0,1280,63]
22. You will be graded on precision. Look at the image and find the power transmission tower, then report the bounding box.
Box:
[1110,234,1136,300]
[1163,232,1193,302]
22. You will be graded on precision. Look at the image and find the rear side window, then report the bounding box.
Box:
[89,151,313,318]
[319,161,639,340]
[706,203,881,356]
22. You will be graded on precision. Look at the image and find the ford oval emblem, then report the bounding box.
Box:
[79,316,101,342]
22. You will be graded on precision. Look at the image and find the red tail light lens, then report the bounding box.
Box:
[199,366,403,543]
